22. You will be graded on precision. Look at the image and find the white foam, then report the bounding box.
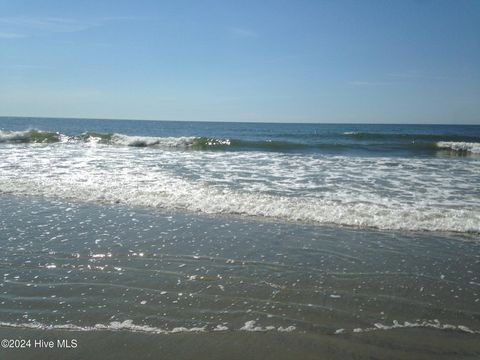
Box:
[239,320,263,331]
[0,320,205,334]
[0,130,22,142]
[1,144,479,233]
[0,320,294,334]
[110,134,197,148]
[277,326,296,332]
[437,142,480,154]
[335,320,479,335]
[213,325,229,331]
[239,320,294,332]
[0,129,41,142]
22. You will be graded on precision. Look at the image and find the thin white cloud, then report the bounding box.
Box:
[3,64,53,70]
[230,27,258,38]
[0,16,139,38]
[346,81,393,86]
[347,71,451,87]
[388,71,450,80]
[0,16,98,33]
[99,16,145,22]
[0,31,26,39]
[388,71,423,79]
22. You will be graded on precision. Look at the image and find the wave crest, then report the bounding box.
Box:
[436,141,480,154]
[2,129,480,154]
[0,130,234,149]
[0,129,60,143]
[110,134,198,147]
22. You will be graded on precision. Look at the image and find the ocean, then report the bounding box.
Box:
[0,116,479,359]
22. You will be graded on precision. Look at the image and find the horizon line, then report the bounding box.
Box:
[0,115,479,126]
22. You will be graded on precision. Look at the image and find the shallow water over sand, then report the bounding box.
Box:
[1,195,479,359]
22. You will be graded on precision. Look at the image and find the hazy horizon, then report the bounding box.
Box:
[1,0,479,124]
[2,114,480,126]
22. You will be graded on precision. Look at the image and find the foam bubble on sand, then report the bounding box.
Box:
[0,320,296,334]
[335,320,479,335]
[277,326,296,332]
[213,325,229,331]
[239,320,295,332]
[0,320,206,335]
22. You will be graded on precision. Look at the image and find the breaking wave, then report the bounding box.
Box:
[2,173,479,233]
[436,141,480,154]
[1,129,480,154]
[0,129,62,143]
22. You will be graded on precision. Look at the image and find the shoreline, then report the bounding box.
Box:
[1,194,479,359]
[1,325,479,360]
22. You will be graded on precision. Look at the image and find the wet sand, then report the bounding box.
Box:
[1,327,480,360]
[0,195,479,359]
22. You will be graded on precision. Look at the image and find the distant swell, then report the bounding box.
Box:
[343,131,480,142]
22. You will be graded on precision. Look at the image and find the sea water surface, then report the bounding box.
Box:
[0,117,479,233]
[0,117,479,359]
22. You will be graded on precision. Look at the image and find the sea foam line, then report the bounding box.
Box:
[1,319,476,336]
[334,320,480,335]
[1,175,479,233]
[0,320,295,335]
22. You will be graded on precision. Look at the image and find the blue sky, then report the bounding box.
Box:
[0,0,479,123]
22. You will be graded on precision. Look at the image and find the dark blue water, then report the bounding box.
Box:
[1,116,479,156]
